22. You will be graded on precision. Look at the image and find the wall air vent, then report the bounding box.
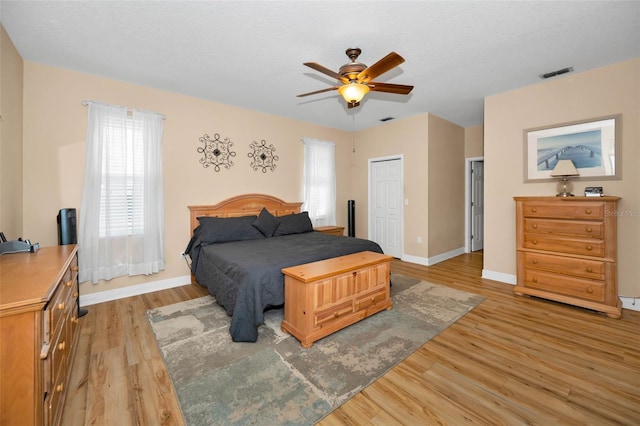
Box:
[540,67,574,79]
[380,117,395,122]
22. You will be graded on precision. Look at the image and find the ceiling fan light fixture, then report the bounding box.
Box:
[338,83,370,104]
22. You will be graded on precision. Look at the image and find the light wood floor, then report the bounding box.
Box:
[62,252,640,425]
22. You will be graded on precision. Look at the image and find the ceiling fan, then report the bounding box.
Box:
[297,48,414,109]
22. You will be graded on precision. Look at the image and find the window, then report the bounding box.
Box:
[98,116,144,237]
[79,102,165,284]
[302,138,336,227]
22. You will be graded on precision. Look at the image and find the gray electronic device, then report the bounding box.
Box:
[0,233,40,255]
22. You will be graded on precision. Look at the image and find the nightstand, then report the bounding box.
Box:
[314,226,345,236]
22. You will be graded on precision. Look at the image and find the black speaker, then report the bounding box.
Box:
[57,208,77,245]
[347,200,355,237]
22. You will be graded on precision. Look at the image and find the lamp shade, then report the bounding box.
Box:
[338,83,370,104]
[550,159,579,177]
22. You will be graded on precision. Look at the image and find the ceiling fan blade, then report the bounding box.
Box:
[356,52,405,83]
[297,86,339,97]
[368,82,414,95]
[303,62,348,83]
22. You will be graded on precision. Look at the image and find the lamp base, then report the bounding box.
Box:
[556,178,574,197]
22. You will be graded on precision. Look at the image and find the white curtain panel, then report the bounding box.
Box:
[79,102,165,284]
[302,137,336,227]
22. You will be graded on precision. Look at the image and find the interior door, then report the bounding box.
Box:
[471,160,484,251]
[370,158,402,258]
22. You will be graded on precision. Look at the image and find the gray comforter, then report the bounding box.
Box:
[193,232,383,342]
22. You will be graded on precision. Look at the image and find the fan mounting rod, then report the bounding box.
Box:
[340,48,367,81]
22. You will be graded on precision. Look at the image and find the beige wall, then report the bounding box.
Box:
[484,58,640,297]
[0,25,24,238]
[22,62,352,296]
[353,113,465,261]
[353,114,429,257]
[428,114,465,255]
[465,124,484,158]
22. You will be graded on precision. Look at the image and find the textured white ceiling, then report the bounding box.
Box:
[2,1,639,131]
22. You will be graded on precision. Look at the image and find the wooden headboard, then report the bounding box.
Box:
[188,193,303,234]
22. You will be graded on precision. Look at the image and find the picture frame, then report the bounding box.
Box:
[523,114,621,182]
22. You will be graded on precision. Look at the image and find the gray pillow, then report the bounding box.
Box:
[197,215,264,243]
[274,211,313,236]
[252,208,280,237]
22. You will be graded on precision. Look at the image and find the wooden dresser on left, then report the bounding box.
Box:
[0,245,81,426]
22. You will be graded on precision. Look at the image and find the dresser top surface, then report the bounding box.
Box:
[514,196,620,202]
[0,245,77,313]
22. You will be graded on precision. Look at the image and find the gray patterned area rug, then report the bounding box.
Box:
[147,274,485,426]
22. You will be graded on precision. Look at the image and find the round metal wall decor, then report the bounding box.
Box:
[248,139,279,173]
[198,133,236,171]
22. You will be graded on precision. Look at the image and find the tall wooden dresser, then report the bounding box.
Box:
[0,245,81,426]
[514,196,621,318]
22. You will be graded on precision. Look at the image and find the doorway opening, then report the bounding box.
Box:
[465,157,484,252]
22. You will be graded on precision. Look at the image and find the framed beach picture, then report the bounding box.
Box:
[524,115,621,182]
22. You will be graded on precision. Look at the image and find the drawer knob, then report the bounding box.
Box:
[532,240,538,245]
[532,259,538,264]
[585,209,592,214]
[72,316,78,324]
[333,312,339,318]
[586,245,593,251]
[56,384,64,393]
[532,278,538,283]
[532,224,538,229]
[72,265,79,272]
[73,292,79,298]
[586,227,593,233]
[57,302,65,310]
[58,341,66,351]
[586,267,593,273]
[587,287,594,293]
[531,207,538,213]
[64,280,73,287]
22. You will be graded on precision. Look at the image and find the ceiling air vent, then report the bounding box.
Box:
[540,67,574,79]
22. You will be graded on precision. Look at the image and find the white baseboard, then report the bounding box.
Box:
[79,268,640,314]
[402,247,465,267]
[482,269,517,285]
[401,253,429,266]
[620,297,640,312]
[79,274,192,307]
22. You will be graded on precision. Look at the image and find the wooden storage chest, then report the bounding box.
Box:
[281,251,392,347]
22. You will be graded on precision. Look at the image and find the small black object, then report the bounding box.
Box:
[57,208,77,245]
[348,200,355,237]
[584,186,603,197]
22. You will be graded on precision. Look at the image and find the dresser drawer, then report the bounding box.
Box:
[48,279,73,339]
[524,218,605,238]
[521,252,606,280]
[521,201,605,220]
[523,233,605,257]
[50,320,67,390]
[315,300,354,327]
[524,269,605,302]
[354,288,388,312]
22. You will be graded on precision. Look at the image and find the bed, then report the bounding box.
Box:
[185,194,384,342]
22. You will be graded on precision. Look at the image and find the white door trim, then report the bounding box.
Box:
[368,155,404,258]
[465,156,484,253]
